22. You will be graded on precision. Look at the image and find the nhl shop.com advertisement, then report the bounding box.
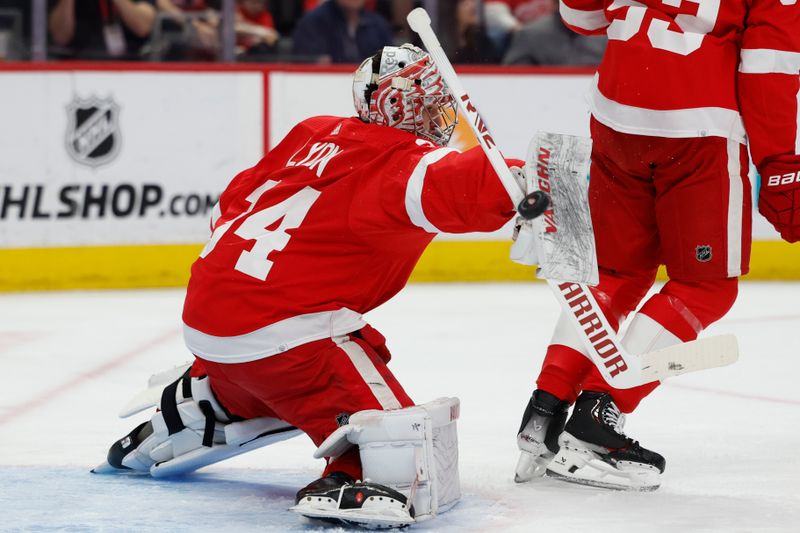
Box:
[0,71,263,248]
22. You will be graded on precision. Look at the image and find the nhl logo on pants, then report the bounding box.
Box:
[695,245,712,263]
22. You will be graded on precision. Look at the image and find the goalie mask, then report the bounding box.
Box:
[353,44,458,146]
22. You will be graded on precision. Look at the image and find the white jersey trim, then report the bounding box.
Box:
[796,87,800,154]
[184,308,366,363]
[589,76,747,143]
[337,339,402,409]
[726,140,744,278]
[739,49,800,75]
[559,1,608,31]
[404,147,459,233]
[209,201,222,228]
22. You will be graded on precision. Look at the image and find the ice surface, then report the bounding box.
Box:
[1,283,799,532]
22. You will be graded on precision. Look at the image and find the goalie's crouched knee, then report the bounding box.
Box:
[314,397,461,521]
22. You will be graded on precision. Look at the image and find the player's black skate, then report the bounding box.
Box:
[91,421,154,474]
[514,389,570,482]
[546,391,665,491]
[290,472,415,529]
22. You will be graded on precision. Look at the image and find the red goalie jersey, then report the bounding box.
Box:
[182,116,516,362]
[560,0,800,167]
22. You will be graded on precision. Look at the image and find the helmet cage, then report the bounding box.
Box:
[410,93,458,147]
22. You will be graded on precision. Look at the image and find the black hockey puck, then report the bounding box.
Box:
[517,190,550,220]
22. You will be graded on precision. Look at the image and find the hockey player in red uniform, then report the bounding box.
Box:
[95,44,546,527]
[514,0,800,491]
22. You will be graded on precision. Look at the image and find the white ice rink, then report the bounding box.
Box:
[1,282,799,532]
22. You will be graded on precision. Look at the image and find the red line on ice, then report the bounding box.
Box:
[665,382,800,406]
[0,331,41,354]
[0,329,180,426]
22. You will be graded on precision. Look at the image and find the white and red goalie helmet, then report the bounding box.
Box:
[353,44,458,146]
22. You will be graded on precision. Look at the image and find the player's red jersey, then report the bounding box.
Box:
[182,116,516,363]
[560,0,800,166]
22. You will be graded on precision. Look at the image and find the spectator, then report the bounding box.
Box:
[484,0,557,54]
[0,0,30,59]
[502,0,606,65]
[375,0,416,43]
[236,0,279,55]
[491,0,554,26]
[157,0,207,14]
[156,0,219,60]
[269,0,305,36]
[291,0,392,64]
[48,0,157,59]
[450,0,499,64]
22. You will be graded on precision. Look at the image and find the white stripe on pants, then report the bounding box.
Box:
[726,140,744,277]
[337,339,402,410]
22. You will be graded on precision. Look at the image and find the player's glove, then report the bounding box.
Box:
[509,165,550,223]
[758,155,800,243]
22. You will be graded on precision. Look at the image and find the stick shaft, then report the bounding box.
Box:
[407,8,524,206]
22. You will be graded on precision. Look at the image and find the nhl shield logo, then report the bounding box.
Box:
[65,96,121,167]
[696,245,713,263]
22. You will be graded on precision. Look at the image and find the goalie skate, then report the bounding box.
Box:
[290,473,415,529]
[545,391,665,491]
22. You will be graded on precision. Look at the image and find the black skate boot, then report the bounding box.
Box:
[291,472,415,529]
[91,421,154,474]
[514,389,570,482]
[546,391,665,491]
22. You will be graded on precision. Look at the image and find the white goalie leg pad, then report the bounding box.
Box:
[116,370,300,476]
[546,432,661,491]
[120,373,230,471]
[314,397,461,521]
[150,417,302,478]
[119,362,192,418]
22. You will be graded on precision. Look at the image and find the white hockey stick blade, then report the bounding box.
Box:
[639,334,739,383]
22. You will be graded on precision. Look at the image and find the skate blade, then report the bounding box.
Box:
[545,467,660,492]
[514,450,552,483]
[290,504,415,529]
[90,461,144,475]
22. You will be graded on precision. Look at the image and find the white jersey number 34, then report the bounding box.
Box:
[200,180,321,281]
[607,0,720,56]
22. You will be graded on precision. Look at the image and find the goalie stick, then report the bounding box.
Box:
[406,8,738,389]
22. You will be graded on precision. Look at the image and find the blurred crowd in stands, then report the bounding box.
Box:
[0,0,605,65]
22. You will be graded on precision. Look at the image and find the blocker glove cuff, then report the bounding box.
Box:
[758,155,800,243]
